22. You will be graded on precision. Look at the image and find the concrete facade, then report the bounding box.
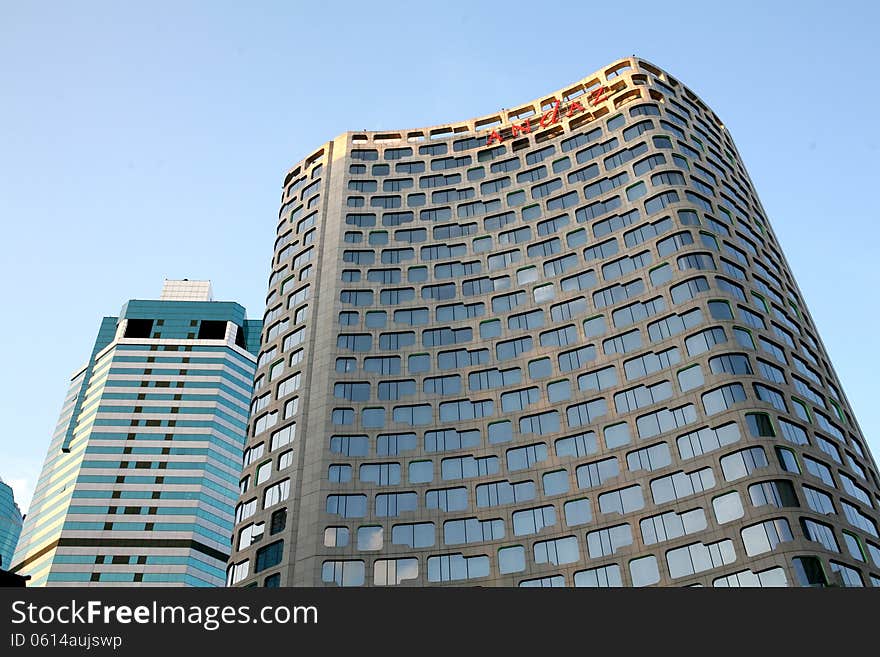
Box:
[229,58,880,587]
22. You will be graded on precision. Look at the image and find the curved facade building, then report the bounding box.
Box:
[0,478,23,569]
[229,57,880,588]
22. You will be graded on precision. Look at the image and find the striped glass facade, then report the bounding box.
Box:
[228,57,880,588]
[0,478,23,569]
[12,281,261,586]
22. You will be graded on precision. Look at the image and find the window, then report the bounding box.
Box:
[496,336,533,361]
[720,447,768,481]
[803,485,835,516]
[636,404,697,440]
[254,540,283,574]
[375,433,416,457]
[486,420,512,445]
[830,561,863,587]
[423,374,462,396]
[701,383,746,415]
[501,387,540,412]
[360,463,401,486]
[651,468,715,504]
[439,398,493,422]
[642,508,707,545]
[326,494,367,519]
[574,564,622,587]
[444,517,504,545]
[677,365,703,392]
[740,518,794,556]
[476,480,535,508]
[392,522,435,548]
[842,532,866,563]
[380,331,415,350]
[567,398,608,428]
[441,455,499,480]
[685,327,727,356]
[598,484,645,516]
[792,556,828,587]
[671,277,709,303]
[337,333,371,352]
[586,523,632,558]
[627,442,671,472]
[393,404,432,426]
[540,325,578,348]
[427,553,489,583]
[753,383,788,412]
[374,558,419,586]
[624,347,680,381]
[629,555,660,587]
[407,353,430,374]
[330,435,368,456]
[469,367,521,391]
[614,381,673,414]
[270,509,287,534]
[665,539,736,579]
[547,379,571,403]
[749,481,799,509]
[801,518,839,552]
[534,536,580,565]
[713,568,788,588]
[576,457,620,489]
[263,479,290,509]
[334,381,370,401]
[409,460,434,483]
[324,526,350,547]
[506,442,549,471]
[375,492,418,517]
[512,505,557,536]
[543,469,570,496]
[365,356,401,375]
[357,526,384,551]
[426,487,469,512]
[498,545,526,574]
[530,357,555,378]
[322,561,365,587]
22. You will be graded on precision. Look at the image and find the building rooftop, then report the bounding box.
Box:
[160,279,213,302]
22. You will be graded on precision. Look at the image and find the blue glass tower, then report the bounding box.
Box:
[11,281,261,586]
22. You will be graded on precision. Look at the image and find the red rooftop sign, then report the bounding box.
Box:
[485,86,611,145]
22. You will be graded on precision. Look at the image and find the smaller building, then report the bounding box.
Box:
[11,280,261,586]
[0,478,23,570]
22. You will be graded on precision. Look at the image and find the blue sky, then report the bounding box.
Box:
[1,0,878,512]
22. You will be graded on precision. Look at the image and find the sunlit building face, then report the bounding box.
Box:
[229,58,880,588]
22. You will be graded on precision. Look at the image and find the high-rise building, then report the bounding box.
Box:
[0,478,23,570]
[228,57,880,588]
[12,280,261,586]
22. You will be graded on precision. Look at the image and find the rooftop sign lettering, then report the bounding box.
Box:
[485,86,613,146]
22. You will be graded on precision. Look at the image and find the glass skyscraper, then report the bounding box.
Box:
[12,280,261,586]
[226,56,880,588]
[0,478,23,570]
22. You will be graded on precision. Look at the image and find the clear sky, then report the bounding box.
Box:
[1,0,878,513]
